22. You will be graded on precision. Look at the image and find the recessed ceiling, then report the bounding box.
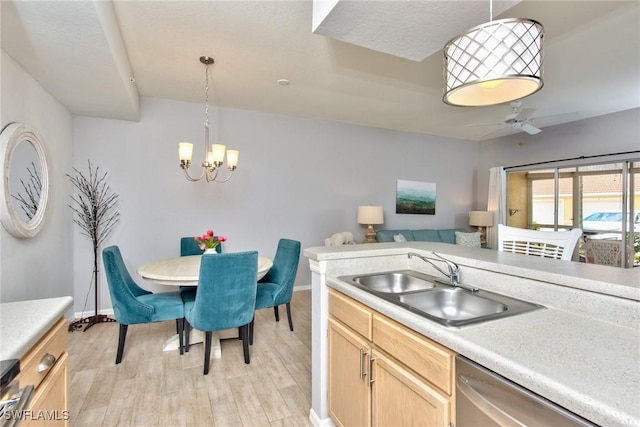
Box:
[2,1,639,141]
[312,0,520,61]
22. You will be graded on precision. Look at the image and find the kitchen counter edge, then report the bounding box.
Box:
[0,296,73,360]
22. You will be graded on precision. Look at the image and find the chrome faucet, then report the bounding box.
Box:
[408,251,478,292]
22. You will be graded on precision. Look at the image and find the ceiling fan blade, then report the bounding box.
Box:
[516,108,536,121]
[529,112,580,127]
[515,121,542,135]
[478,126,511,139]
[465,122,505,128]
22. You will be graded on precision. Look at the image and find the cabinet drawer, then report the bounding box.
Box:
[19,318,67,391]
[373,314,454,395]
[329,289,372,340]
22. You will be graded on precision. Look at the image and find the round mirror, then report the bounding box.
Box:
[0,123,49,238]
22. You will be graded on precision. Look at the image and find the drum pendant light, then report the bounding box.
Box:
[443,1,544,107]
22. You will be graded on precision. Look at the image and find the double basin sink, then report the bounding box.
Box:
[339,270,543,327]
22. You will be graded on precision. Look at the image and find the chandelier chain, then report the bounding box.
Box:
[204,64,210,128]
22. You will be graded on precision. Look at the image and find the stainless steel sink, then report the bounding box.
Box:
[353,270,436,293]
[339,270,544,327]
[397,289,506,322]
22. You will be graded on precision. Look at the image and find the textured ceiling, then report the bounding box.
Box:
[2,1,639,141]
[312,0,519,61]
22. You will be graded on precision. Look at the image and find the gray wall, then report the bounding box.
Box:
[4,45,636,315]
[72,97,478,313]
[0,51,74,303]
[474,108,640,210]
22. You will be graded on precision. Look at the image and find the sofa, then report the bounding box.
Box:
[376,228,468,244]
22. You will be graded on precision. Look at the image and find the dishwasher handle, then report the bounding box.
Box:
[457,374,528,427]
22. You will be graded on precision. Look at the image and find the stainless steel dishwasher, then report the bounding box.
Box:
[456,356,597,427]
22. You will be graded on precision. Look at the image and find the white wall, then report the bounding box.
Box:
[474,108,640,210]
[0,51,74,303]
[73,96,478,313]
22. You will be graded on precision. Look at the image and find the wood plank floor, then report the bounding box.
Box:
[68,290,313,427]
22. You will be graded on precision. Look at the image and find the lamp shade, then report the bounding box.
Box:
[178,142,193,162]
[469,211,494,227]
[443,18,544,106]
[357,205,384,225]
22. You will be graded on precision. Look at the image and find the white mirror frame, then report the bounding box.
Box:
[0,123,49,238]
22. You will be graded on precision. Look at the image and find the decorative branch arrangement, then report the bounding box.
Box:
[67,160,120,332]
[11,161,41,220]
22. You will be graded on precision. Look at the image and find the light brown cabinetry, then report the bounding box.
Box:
[328,288,455,427]
[18,317,69,426]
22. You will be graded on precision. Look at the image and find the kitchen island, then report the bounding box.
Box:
[1,297,73,426]
[304,242,639,427]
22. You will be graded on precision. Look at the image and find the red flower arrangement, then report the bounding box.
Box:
[194,230,227,251]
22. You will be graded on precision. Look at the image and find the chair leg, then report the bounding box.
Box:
[185,320,192,352]
[274,305,280,322]
[175,319,180,334]
[286,302,294,331]
[116,324,128,364]
[204,331,212,375]
[241,324,251,364]
[177,318,185,355]
[249,317,254,346]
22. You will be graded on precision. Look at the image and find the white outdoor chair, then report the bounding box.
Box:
[583,238,633,267]
[497,224,582,261]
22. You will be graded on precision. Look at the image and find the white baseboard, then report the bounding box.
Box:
[308,409,335,427]
[72,308,114,320]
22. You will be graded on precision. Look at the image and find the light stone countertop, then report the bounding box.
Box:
[0,296,73,361]
[307,241,640,300]
[306,242,640,427]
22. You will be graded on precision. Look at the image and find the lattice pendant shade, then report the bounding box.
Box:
[443,18,544,107]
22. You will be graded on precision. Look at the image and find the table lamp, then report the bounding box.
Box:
[469,211,493,247]
[358,205,384,243]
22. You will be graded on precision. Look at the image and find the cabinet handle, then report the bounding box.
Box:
[359,349,368,379]
[37,353,57,373]
[368,355,376,386]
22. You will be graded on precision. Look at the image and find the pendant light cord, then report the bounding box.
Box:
[489,0,493,21]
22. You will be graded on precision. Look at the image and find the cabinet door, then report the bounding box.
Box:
[329,318,371,427]
[372,349,451,427]
[23,352,69,427]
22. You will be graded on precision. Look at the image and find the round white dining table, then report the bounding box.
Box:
[136,254,273,358]
[137,254,273,286]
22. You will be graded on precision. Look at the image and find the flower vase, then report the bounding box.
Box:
[204,248,218,255]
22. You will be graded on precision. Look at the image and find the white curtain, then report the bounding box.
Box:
[487,166,507,249]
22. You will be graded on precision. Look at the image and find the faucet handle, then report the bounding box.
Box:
[431,251,458,271]
[431,251,460,284]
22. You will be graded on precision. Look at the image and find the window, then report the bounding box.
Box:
[506,160,639,268]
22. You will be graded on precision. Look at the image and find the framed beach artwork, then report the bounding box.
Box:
[396,179,436,215]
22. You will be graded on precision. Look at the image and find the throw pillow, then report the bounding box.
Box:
[455,231,481,247]
[393,233,408,242]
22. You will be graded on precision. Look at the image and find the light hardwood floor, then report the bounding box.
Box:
[68,290,313,427]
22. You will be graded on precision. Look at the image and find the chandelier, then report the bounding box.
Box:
[443,0,544,107]
[178,56,238,183]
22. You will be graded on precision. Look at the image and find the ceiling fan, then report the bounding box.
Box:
[467,101,542,138]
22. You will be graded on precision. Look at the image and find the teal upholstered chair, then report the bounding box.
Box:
[180,236,224,256]
[253,239,301,340]
[178,236,220,294]
[183,251,258,375]
[102,245,185,364]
